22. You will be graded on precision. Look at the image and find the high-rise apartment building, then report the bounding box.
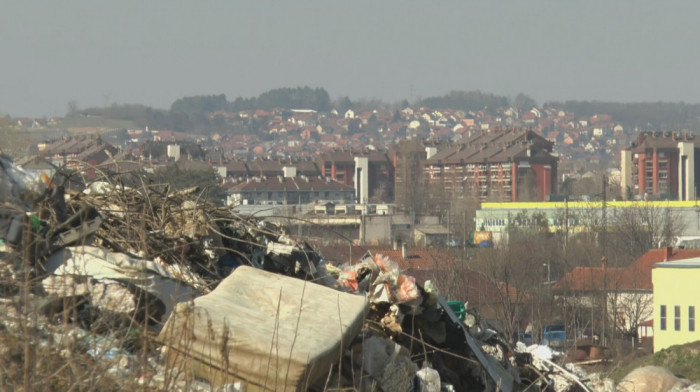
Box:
[621,133,698,200]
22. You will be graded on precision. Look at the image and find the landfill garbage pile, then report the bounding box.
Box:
[0,156,639,391]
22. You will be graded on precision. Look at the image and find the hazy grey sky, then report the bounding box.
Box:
[2,1,699,117]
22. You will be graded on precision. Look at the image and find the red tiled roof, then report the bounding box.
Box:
[552,266,625,291]
[622,248,700,290]
[227,176,353,192]
[554,248,700,292]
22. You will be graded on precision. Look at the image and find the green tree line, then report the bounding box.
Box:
[75,87,333,134]
[74,87,700,134]
[418,90,512,115]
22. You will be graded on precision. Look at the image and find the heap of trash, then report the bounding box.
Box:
[1,154,685,392]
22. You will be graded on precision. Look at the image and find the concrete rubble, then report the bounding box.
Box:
[0,154,697,391]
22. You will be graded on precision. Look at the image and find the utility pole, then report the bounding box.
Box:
[601,175,607,253]
[463,211,467,259]
[601,176,608,347]
[602,256,607,347]
[564,197,569,267]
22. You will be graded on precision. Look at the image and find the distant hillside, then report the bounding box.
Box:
[50,116,137,132]
[69,87,700,135]
[545,100,700,131]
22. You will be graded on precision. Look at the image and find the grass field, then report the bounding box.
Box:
[609,340,700,383]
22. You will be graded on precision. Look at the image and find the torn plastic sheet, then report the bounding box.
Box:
[439,296,517,392]
[0,154,45,203]
[43,245,201,321]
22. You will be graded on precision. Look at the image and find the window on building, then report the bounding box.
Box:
[690,306,696,332]
[675,306,681,331]
[660,305,667,330]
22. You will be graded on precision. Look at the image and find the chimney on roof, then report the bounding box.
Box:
[283,166,297,178]
[664,246,673,261]
[402,243,407,260]
[425,146,437,160]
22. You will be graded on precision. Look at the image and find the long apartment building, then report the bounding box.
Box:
[422,129,558,202]
[476,200,700,244]
[621,132,699,201]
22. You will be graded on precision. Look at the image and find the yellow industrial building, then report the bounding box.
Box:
[652,258,700,352]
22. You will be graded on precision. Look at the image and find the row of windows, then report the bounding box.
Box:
[645,171,669,179]
[242,191,354,201]
[660,305,696,332]
[483,218,506,227]
[481,218,581,227]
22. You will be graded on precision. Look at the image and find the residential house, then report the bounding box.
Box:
[554,247,700,349]
[14,156,57,181]
[38,136,119,176]
[562,134,575,146]
[521,112,537,125]
[652,256,700,351]
[413,224,451,247]
[225,175,354,206]
[552,259,624,343]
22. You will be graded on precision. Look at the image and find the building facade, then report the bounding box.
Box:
[225,175,355,206]
[476,200,700,244]
[421,130,557,202]
[317,150,395,203]
[652,258,700,351]
[621,132,699,201]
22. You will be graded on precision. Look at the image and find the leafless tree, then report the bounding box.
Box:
[609,203,685,258]
[471,217,560,342]
[393,140,428,216]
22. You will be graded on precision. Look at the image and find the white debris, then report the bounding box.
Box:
[618,366,691,392]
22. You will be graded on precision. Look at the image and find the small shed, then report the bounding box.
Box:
[414,224,450,247]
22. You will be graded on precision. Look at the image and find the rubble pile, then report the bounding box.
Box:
[0,156,662,391]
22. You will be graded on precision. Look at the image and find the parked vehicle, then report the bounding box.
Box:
[518,332,534,345]
[543,323,566,347]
